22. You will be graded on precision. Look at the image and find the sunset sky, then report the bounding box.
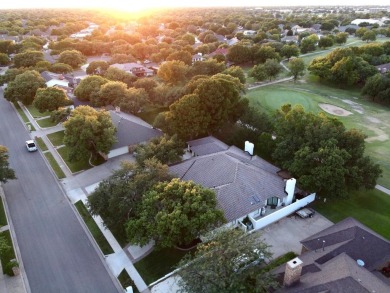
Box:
[0,1,389,12]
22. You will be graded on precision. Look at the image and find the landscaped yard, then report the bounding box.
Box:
[313,189,390,240]
[36,117,57,128]
[74,200,114,255]
[134,247,194,285]
[44,152,66,179]
[118,269,139,293]
[246,81,390,188]
[0,231,16,275]
[57,147,94,173]
[47,130,65,147]
[35,137,48,151]
[26,105,50,118]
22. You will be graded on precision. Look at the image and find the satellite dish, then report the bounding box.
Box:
[357,259,365,267]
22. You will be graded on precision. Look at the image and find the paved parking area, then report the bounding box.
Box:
[254,212,333,258]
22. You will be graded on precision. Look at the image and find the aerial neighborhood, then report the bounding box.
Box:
[0,3,390,293]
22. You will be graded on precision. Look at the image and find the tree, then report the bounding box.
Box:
[355,27,368,38]
[157,60,189,85]
[222,66,246,84]
[134,134,184,166]
[280,44,299,60]
[166,50,192,66]
[104,67,137,87]
[254,45,280,64]
[86,60,109,75]
[98,81,128,106]
[4,70,46,105]
[117,87,149,114]
[177,229,277,293]
[300,34,318,53]
[288,58,305,82]
[189,59,226,77]
[318,36,334,49]
[0,53,10,65]
[263,59,282,81]
[272,105,382,198]
[335,32,349,44]
[126,178,225,248]
[320,21,335,31]
[33,87,73,112]
[362,31,377,42]
[13,51,44,68]
[0,146,16,183]
[63,106,116,162]
[58,50,86,68]
[50,63,73,74]
[74,75,108,104]
[249,64,267,81]
[227,44,251,64]
[362,74,390,103]
[87,159,172,238]
[0,68,27,86]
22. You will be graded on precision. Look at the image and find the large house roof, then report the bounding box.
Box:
[170,137,284,222]
[109,111,162,149]
[275,217,390,292]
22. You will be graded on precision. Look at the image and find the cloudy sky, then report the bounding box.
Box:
[0,1,389,11]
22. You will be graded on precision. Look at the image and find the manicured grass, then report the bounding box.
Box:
[57,147,92,173]
[247,81,390,189]
[26,123,35,132]
[134,247,193,285]
[0,231,16,275]
[36,117,57,128]
[118,269,139,293]
[35,137,48,151]
[0,198,7,227]
[313,189,390,240]
[26,105,50,118]
[74,201,114,255]
[44,152,66,179]
[13,102,29,123]
[47,130,65,147]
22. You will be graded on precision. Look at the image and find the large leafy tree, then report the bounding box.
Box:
[177,229,277,293]
[117,87,149,114]
[103,67,137,87]
[157,60,189,85]
[227,44,251,64]
[33,87,73,112]
[263,59,282,81]
[273,105,382,198]
[13,51,44,68]
[87,159,172,238]
[73,75,108,104]
[288,58,305,82]
[362,74,390,103]
[163,74,247,139]
[58,50,86,68]
[134,134,184,166]
[86,61,109,75]
[63,106,116,161]
[126,178,225,248]
[0,146,16,183]
[4,70,46,105]
[98,81,128,106]
[280,44,300,60]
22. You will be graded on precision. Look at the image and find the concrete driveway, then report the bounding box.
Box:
[255,212,333,258]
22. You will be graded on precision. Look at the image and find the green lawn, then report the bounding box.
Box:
[247,81,390,188]
[74,201,114,255]
[35,137,48,151]
[134,247,193,285]
[57,147,93,173]
[13,102,29,123]
[118,269,139,293]
[36,117,57,128]
[314,189,390,240]
[26,105,50,118]
[44,152,66,179]
[0,231,16,275]
[0,198,7,227]
[47,130,65,147]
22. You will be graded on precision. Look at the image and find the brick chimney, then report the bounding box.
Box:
[283,257,303,286]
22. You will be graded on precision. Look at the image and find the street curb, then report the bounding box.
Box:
[0,184,30,293]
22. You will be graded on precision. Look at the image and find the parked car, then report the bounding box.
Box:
[26,140,37,152]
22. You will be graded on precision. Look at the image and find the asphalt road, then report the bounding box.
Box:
[0,92,119,292]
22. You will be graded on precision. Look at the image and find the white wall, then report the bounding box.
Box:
[249,193,316,231]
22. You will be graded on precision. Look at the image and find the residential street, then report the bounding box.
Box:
[0,91,120,292]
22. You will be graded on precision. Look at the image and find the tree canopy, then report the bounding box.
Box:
[177,229,277,293]
[126,178,225,248]
[13,51,44,68]
[74,75,108,104]
[63,106,116,161]
[4,70,46,105]
[288,58,305,82]
[33,87,73,112]
[0,146,16,183]
[58,50,86,68]
[272,105,382,198]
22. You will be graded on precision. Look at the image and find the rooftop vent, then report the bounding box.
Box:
[357,259,365,267]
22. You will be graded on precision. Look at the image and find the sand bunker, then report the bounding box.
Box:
[319,104,353,117]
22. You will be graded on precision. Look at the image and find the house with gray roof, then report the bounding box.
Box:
[377,62,390,74]
[110,63,154,77]
[275,217,390,292]
[170,136,316,231]
[106,110,162,159]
